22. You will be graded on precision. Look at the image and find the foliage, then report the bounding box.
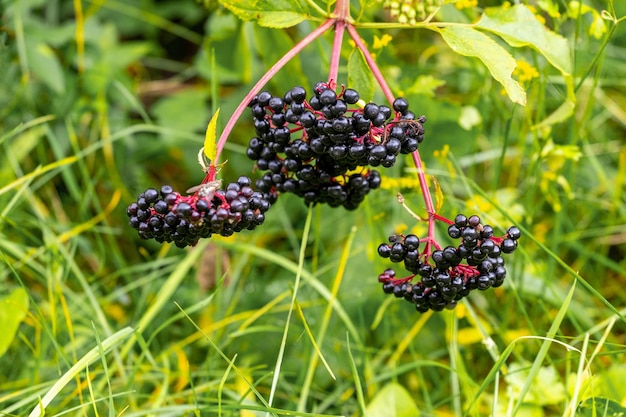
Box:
[0,0,625,416]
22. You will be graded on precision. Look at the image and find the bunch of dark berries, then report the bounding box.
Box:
[126,176,276,248]
[377,214,521,312]
[246,82,426,210]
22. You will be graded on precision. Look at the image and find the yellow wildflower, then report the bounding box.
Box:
[513,59,540,84]
[373,34,393,49]
[455,0,477,10]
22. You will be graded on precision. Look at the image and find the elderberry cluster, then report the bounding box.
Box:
[246,82,426,210]
[377,214,521,312]
[127,177,275,248]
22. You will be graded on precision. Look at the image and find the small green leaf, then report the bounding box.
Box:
[476,4,572,76]
[532,99,575,130]
[577,397,626,417]
[204,108,220,164]
[348,49,375,103]
[364,382,420,417]
[217,0,309,28]
[25,40,65,93]
[0,288,29,358]
[406,75,446,98]
[152,89,209,132]
[438,26,526,105]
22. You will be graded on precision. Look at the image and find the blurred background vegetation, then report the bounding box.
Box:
[1,0,625,415]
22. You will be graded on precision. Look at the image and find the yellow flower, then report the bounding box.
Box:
[373,34,393,49]
[455,0,477,10]
[513,59,540,84]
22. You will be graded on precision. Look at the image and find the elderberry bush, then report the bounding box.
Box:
[246,82,426,210]
[377,214,521,312]
[127,176,276,248]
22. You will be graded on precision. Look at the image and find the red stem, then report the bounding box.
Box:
[209,17,337,177]
[328,20,346,84]
[411,149,437,255]
[345,24,395,106]
[328,0,350,83]
[347,21,440,256]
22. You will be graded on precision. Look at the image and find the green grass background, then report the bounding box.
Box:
[0,0,625,416]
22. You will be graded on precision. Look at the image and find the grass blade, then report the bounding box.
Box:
[27,327,134,417]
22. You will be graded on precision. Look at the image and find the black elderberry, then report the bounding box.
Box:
[257,91,272,107]
[481,225,494,239]
[161,185,173,196]
[144,188,159,203]
[448,224,461,239]
[468,215,481,227]
[501,238,518,254]
[363,103,380,120]
[393,97,409,114]
[343,88,360,104]
[269,97,284,112]
[404,234,420,251]
[461,227,479,241]
[289,86,307,103]
[507,226,521,240]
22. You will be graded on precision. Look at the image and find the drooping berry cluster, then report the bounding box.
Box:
[126,177,275,248]
[377,214,521,312]
[246,82,426,210]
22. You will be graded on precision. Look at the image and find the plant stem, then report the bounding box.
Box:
[328,19,346,85]
[345,24,395,105]
[209,17,337,179]
[347,22,440,253]
[412,150,437,255]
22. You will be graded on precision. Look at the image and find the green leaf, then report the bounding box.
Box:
[475,4,578,127]
[253,25,308,89]
[364,382,420,417]
[348,49,375,103]
[406,75,446,98]
[577,397,626,417]
[151,89,209,133]
[476,4,572,76]
[25,40,65,93]
[438,26,526,105]
[217,0,309,28]
[0,288,29,358]
[533,99,576,130]
[204,108,220,164]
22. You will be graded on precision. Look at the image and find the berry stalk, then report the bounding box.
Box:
[211,17,338,174]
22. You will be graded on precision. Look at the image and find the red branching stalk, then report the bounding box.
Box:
[411,150,438,255]
[209,0,441,255]
[208,17,337,180]
[328,0,350,84]
[345,24,439,254]
[328,20,346,85]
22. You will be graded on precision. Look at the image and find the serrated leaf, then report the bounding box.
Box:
[438,26,526,106]
[217,0,309,28]
[0,288,29,358]
[204,108,220,164]
[348,49,375,103]
[476,4,572,76]
[364,382,420,417]
[475,5,576,127]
